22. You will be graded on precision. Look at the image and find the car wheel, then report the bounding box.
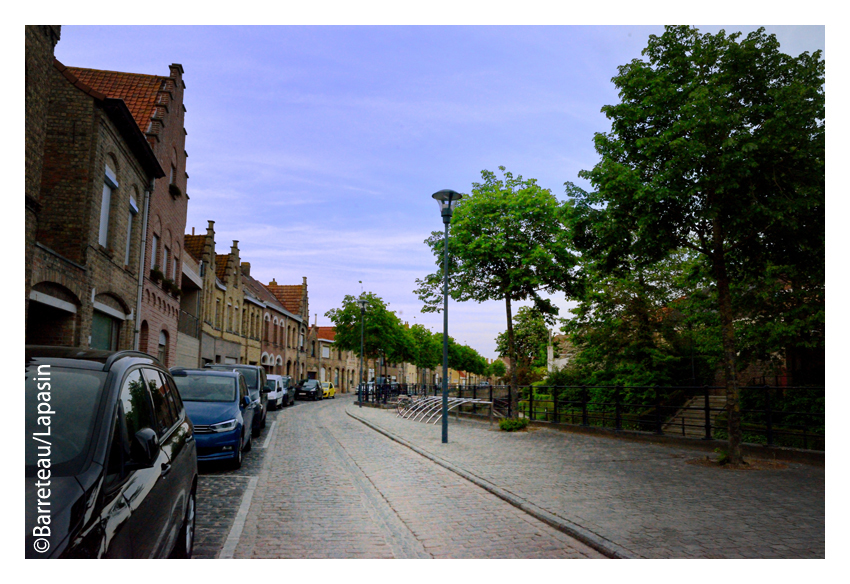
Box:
[172,487,196,558]
[252,424,260,438]
[233,442,243,469]
[261,410,267,428]
[244,432,252,452]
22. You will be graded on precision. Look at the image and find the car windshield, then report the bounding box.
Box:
[173,375,236,402]
[298,380,318,389]
[208,365,258,388]
[25,365,108,476]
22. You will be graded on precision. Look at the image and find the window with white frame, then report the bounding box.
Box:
[124,195,139,266]
[151,234,159,269]
[99,165,118,247]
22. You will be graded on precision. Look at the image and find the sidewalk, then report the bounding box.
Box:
[346,403,825,559]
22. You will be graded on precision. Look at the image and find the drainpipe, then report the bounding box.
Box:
[134,179,153,350]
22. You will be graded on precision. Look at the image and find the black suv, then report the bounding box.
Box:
[295,379,322,401]
[25,347,198,558]
[205,364,269,437]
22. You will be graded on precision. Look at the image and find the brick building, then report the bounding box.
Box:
[186,222,259,365]
[67,63,189,366]
[25,25,61,323]
[27,58,164,350]
[264,278,310,380]
[239,265,303,377]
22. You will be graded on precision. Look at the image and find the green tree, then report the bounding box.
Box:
[566,26,824,463]
[495,306,550,385]
[409,323,441,385]
[415,167,577,416]
[488,359,507,381]
[325,292,411,381]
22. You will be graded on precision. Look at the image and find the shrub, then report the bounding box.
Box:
[499,418,529,432]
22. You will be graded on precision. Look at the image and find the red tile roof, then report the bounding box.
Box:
[215,254,229,281]
[66,66,167,134]
[184,234,205,261]
[317,327,336,342]
[242,272,289,315]
[264,283,304,315]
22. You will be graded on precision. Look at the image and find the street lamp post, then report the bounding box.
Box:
[358,296,367,407]
[432,189,463,444]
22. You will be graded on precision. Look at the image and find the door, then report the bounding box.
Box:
[114,368,172,558]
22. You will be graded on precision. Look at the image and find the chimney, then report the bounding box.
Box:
[192,227,195,235]
[241,262,251,277]
[269,279,277,286]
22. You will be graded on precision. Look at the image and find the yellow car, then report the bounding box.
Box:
[321,382,336,399]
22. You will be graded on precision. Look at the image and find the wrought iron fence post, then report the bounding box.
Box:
[654,385,662,435]
[703,384,712,440]
[615,385,622,432]
[765,384,774,446]
[473,383,477,416]
[581,386,588,426]
[508,385,513,419]
[554,390,560,425]
[529,387,534,421]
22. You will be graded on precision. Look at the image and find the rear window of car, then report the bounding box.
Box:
[208,365,258,389]
[25,365,108,475]
[174,375,237,402]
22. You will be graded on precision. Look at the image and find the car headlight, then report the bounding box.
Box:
[210,419,238,432]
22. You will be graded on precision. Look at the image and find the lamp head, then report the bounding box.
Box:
[432,189,463,222]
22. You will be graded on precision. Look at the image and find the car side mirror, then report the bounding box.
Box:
[243,395,251,408]
[128,428,160,469]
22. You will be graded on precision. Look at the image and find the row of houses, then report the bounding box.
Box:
[24,26,495,392]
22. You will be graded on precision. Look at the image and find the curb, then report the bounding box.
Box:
[346,407,636,559]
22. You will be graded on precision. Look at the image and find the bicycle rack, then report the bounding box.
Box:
[397,395,494,425]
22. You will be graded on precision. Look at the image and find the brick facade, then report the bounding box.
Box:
[25,26,61,322]
[68,64,189,367]
[27,60,164,351]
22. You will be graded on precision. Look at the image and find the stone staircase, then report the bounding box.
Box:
[663,395,727,438]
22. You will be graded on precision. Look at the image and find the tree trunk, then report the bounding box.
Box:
[712,223,745,464]
[505,295,519,418]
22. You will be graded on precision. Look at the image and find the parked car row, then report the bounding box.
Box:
[25,347,198,559]
[24,345,340,559]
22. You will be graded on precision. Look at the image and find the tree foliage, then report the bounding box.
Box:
[415,167,577,414]
[495,306,550,385]
[325,292,408,362]
[565,26,824,463]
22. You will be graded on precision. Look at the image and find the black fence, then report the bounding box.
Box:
[359,382,824,451]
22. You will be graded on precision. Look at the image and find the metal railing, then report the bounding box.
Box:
[359,382,824,451]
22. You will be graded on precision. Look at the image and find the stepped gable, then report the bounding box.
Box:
[264,280,304,315]
[184,234,205,261]
[66,66,174,144]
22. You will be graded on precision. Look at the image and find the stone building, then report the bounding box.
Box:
[264,278,310,380]
[302,326,359,392]
[186,222,261,366]
[68,63,189,367]
[27,57,164,350]
[240,264,303,377]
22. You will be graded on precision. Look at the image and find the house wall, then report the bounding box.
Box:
[138,65,189,367]
[29,64,151,351]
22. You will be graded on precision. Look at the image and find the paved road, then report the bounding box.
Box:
[194,395,602,559]
[350,401,826,559]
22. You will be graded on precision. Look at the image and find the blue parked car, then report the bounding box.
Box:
[171,369,256,469]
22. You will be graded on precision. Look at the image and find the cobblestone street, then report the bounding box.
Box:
[195,396,602,559]
[194,394,824,559]
[349,401,825,559]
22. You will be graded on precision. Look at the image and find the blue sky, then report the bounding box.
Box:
[51,25,826,360]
